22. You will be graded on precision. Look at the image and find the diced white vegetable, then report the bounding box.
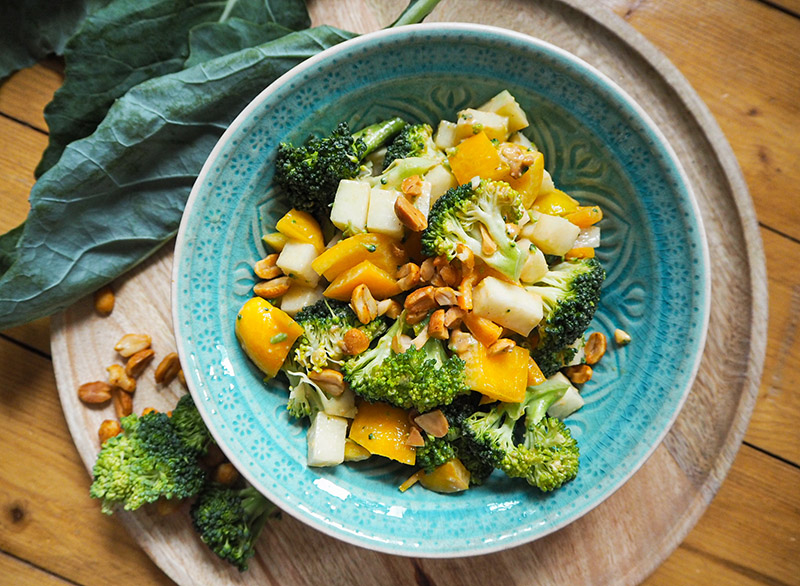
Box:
[574,226,601,249]
[517,238,549,284]
[280,285,323,316]
[472,276,543,336]
[547,383,585,420]
[425,164,458,203]
[366,187,404,239]
[508,131,535,149]
[478,90,529,133]
[276,241,320,287]
[307,411,348,467]
[330,179,369,233]
[530,213,581,256]
[412,181,432,218]
[317,386,357,419]
[539,169,555,194]
[455,108,509,142]
[434,120,458,150]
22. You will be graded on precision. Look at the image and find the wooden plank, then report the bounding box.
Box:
[0,117,46,234]
[744,227,800,463]
[608,0,800,242]
[644,446,800,585]
[0,338,172,586]
[1,318,52,357]
[0,61,61,132]
[0,552,74,586]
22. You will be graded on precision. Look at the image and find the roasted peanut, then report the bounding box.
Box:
[253,276,291,299]
[455,243,474,274]
[98,419,122,445]
[448,331,476,355]
[308,369,345,397]
[443,306,465,328]
[411,328,430,350]
[419,257,436,282]
[414,410,449,438]
[457,274,476,311]
[405,310,430,325]
[253,253,281,280]
[394,194,428,231]
[351,284,378,324]
[427,309,449,340]
[405,426,426,447]
[438,264,460,287]
[396,262,421,291]
[584,332,608,365]
[93,285,115,316]
[614,328,632,346]
[563,364,593,384]
[154,352,181,384]
[125,348,155,378]
[107,364,136,393]
[342,328,370,355]
[377,298,402,319]
[401,175,424,198]
[78,381,113,404]
[433,286,458,307]
[404,285,437,314]
[114,333,151,358]
[392,333,413,354]
[112,388,133,418]
[213,463,240,486]
[488,338,516,356]
[177,369,186,387]
[479,223,497,255]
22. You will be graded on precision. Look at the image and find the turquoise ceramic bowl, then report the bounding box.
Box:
[173,24,709,557]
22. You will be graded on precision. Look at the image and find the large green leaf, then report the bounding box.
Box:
[35,0,310,176]
[185,20,293,68]
[0,26,355,330]
[0,0,109,81]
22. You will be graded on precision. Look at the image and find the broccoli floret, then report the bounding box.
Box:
[291,299,387,372]
[421,179,526,280]
[524,258,605,377]
[275,118,405,218]
[522,416,579,492]
[342,315,467,412]
[416,435,456,474]
[171,393,214,455]
[461,375,579,491]
[191,483,278,572]
[382,123,442,170]
[369,156,442,190]
[90,411,206,514]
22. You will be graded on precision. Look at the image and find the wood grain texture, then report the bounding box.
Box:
[0,62,60,132]
[45,0,768,584]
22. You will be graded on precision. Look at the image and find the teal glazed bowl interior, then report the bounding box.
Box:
[173,23,709,557]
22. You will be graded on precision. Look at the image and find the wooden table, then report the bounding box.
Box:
[1,1,798,584]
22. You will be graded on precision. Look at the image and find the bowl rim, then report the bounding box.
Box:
[172,22,711,557]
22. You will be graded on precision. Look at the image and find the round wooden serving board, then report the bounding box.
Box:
[50,1,767,584]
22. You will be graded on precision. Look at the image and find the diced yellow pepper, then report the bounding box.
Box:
[564,247,596,260]
[462,342,529,403]
[419,459,471,493]
[448,131,510,185]
[527,356,546,387]
[532,189,580,216]
[349,401,416,465]
[311,233,407,281]
[323,260,402,301]
[507,150,544,208]
[235,297,303,378]
[565,205,603,228]
[275,209,325,253]
[462,312,503,347]
[262,231,288,252]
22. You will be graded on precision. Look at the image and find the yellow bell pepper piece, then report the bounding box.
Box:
[527,356,546,387]
[311,233,407,281]
[565,205,603,228]
[349,401,416,465]
[448,131,510,185]
[275,208,325,253]
[564,247,596,260]
[323,260,402,301]
[235,297,303,378]
[507,150,544,208]
[532,189,580,216]
[419,459,471,493]
[262,231,288,252]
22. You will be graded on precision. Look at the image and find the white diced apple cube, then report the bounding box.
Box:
[366,187,404,239]
[412,181,432,218]
[517,238,549,284]
[574,226,601,248]
[434,120,458,150]
[276,240,320,287]
[455,108,509,142]
[547,382,585,420]
[472,276,543,336]
[539,169,555,194]
[508,131,534,149]
[530,213,581,256]
[317,386,357,419]
[425,164,458,203]
[330,179,369,233]
[478,90,530,133]
[307,411,348,467]
[279,284,323,316]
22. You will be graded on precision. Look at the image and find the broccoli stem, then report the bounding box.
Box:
[353,117,406,156]
[391,0,444,27]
